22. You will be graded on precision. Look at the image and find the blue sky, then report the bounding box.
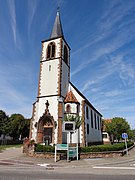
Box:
[0,0,135,129]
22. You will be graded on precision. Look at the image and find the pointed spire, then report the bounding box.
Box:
[50,8,64,38]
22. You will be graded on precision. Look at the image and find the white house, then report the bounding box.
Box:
[29,10,102,146]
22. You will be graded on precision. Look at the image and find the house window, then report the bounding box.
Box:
[91,110,93,128]
[66,104,71,113]
[102,133,108,139]
[86,107,89,119]
[94,113,97,129]
[64,45,68,64]
[87,124,89,134]
[47,42,55,59]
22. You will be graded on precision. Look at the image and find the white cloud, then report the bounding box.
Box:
[119,62,135,86]
[105,90,121,97]
[0,61,35,118]
[6,0,23,53]
[28,0,38,33]
[7,0,16,44]
[71,0,135,78]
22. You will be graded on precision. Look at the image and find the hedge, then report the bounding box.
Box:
[35,142,134,153]
[79,142,134,153]
[35,144,55,152]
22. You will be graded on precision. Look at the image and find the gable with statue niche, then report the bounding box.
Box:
[36,100,56,144]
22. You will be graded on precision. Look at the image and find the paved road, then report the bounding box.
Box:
[0,146,135,179]
[0,171,135,180]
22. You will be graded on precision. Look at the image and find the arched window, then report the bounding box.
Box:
[64,45,68,64]
[47,42,55,59]
[87,124,89,134]
[77,104,79,114]
[66,104,71,113]
[97,116,100,130]
[94,113,97,129]
[86,107,89,119]
[52,43,55,57]
[91,110,93,128]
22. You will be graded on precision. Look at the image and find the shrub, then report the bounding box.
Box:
[34,142,134,153]
[35,144,55,152]
[79,142,134,153]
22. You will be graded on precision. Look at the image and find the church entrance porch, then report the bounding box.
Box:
[37,101,55,144]
[43,127,53,145]
[37,115,55,144]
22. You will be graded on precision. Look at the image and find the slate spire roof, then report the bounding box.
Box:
[50,8,64,38]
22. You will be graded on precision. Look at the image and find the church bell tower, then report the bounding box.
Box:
[38,9,70,99]
[30,9,70,145]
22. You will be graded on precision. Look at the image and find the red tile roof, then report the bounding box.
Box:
[64,91,78,103]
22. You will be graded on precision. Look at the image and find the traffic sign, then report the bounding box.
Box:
[122,133,128,139]
[62,121,75,132]
[122,133,128,156]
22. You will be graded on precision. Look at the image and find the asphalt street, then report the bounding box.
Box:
[0,146,135,179]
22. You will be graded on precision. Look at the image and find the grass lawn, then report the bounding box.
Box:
[0,144,23,151]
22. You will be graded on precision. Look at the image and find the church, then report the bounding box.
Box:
[29,10,102,147]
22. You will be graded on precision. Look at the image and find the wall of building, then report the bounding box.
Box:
[68,83,102,145]
[31,96,60,144]
[40,60,59,96]
[61,61,69,97]
[85,105,102,144]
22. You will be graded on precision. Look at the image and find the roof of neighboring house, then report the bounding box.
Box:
[102,119,112,131]
[103,119,112,123]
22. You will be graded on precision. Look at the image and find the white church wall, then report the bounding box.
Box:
[40,60,59,96]
[64,103,78,114]
[61,40,70,66]
[68,84,102,144]
[61,61,69,97]
[68,83,85,144]
[31,101,39,141]
[37,97,58,122]
[86,107,102,143]
[69,84,84,106]
[36,96,59,144]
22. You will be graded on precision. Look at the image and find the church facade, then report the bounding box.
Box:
[29,10,102,146]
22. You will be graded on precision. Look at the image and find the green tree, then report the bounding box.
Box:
[104,117,131,143]
[0,110,9,136]
[8,114,30,140]
[128,129,135,141]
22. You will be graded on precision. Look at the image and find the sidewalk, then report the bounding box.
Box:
[0,146,135,168]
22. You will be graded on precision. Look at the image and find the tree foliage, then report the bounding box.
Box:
[0,110,9,135]
[128,129,135,141]
[104,117,131,142]
[64,114,82,129]
[8,114,30,140]
[0,110,30,140]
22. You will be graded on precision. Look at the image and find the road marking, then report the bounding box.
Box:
[37,163,50,167]
[93,166,135,170]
